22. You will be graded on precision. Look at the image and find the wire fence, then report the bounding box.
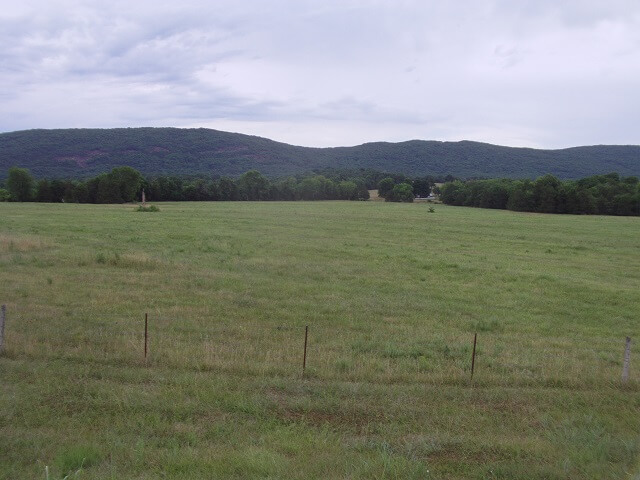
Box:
[0,305,636,387]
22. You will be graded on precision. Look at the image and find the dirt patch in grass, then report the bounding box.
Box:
[266,387,384,432]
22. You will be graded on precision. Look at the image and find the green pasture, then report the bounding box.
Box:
[0,201,639,479]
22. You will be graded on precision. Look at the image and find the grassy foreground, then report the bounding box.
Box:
[0,201,639,479]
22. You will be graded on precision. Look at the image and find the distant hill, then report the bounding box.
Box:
[1,127,639,180]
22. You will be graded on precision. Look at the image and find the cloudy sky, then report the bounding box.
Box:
[1,0,639,148]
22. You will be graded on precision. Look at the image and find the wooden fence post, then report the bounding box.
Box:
[0,304,6,355]
[622,337,631,383]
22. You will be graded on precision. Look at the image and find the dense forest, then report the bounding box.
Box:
[1,128,639,180]
[439,173,640,216]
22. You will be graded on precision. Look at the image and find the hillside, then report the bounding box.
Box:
[1,127,639,180]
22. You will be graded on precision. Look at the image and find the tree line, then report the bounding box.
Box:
[0,166,375,203]
[439,173,640,216]
[5,164,637,215]
[1,165,442,204]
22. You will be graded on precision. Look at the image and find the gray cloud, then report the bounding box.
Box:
[1,0,639,148]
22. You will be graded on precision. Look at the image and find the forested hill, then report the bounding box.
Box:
[1,127,639,180]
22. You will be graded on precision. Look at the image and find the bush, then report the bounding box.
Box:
[135,205,160,212]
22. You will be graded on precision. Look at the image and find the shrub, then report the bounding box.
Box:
[135,205,160,212]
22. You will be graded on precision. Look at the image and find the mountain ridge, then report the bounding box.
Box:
[1,127,639,180]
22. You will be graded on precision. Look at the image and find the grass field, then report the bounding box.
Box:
[1,201,639,479]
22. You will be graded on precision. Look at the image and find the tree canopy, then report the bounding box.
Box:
[386,183,415,203]
[6,167,34,201]
[440,173,640,216]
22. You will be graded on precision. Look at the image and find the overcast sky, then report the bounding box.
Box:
[1,0,639,148]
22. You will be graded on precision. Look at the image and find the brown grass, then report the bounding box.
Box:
[0,233,53,253]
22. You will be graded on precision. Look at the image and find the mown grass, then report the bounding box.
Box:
[0,201,639,479]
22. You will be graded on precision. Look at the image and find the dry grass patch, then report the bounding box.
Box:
[0,233,53,253]
[92,251,165,270]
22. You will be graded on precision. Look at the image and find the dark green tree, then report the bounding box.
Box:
[94,167,143,203]
[6,167,34,201]
[36,179,53,202]
[386,182,414,202]
[50,179,67,202]
[355,181,371,200]
[297,177,322,200]
[110,166,143,202]
[377,177,395,198]
[96,174,123,203]
[85,176,101,203]
[337,181,357,200]
[67,181,89,203]
[533,174,561,213]
[237,170,269,201]
[218,177,238,201]
[478,180,511,209]
[506,180,535,211]
[149,176,183,201]
[412,177,431,197]
[440,181,467,205]
[274,177,297,200]
[296,176,336,200]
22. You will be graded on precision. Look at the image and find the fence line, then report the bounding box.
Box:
[0,305,636,385]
